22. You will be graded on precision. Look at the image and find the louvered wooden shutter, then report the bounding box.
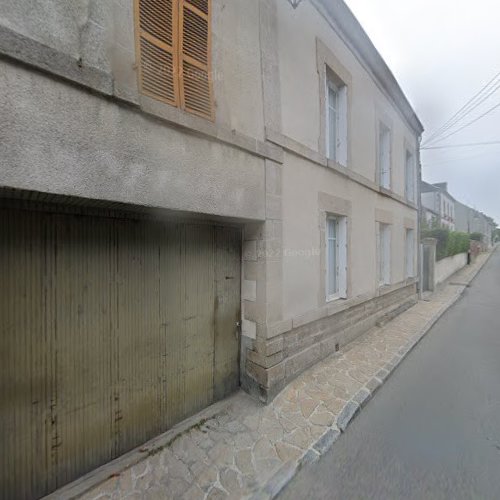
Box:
[179,0,214,120]
[136,0,179,106]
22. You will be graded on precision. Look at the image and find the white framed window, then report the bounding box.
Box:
[326,75,347,166]
[326,215,347,300]
[377,223,391,286]
[405,228,415,278]
[405,150,415,202]
[378,123,391,189]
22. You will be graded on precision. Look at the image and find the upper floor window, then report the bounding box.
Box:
[378,123,391,189]
[326,73,348,166]
[405,150,415,202]
[136,0,214,120]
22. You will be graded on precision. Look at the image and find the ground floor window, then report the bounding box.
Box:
[378,222,391,285]
[406,228,415,278]
[326,215,347,300]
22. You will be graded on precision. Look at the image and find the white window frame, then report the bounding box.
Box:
[326,75,347,166]
[405,150,415,202]
[405,228,415,278]
[378,123,391,189]
[377,223,391,286]
[326,215,347,301]
[327,81,338,162]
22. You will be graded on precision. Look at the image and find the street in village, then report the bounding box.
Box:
[281,247,500,500]
[50,251,494,500]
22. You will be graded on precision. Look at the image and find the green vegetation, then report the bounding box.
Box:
[421,216,440,231]
[469,232,483,242]
[421,228,470,261]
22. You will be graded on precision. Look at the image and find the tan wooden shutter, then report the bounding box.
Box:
[136,0,179,106]
[179,0,214,120]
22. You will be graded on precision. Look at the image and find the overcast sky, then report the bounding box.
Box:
[344,0,500,224]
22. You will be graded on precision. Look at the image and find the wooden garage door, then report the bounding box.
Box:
[0,203,241,499]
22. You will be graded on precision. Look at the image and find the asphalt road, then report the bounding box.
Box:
[280,248,500,500]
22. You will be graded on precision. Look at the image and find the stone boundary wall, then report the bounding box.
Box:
[435,253,467,286]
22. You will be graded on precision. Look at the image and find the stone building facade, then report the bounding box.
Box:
[0,0,422,497]
[421,181,456,230]
[244,0,423,399]
[455,200,495,248]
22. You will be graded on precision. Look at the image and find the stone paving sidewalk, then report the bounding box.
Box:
[58,251,492,500]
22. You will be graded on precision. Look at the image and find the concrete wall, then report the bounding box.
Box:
[0,0,272,220]
[0,59,266,221]
[0,0,112,72]
[0,0,265,140]
[435,253,467,286]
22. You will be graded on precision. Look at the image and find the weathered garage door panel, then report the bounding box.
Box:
[182,224,216,420]
[0,205,241,499]
[114,219,164,458]
[54,214,116,488]
[0,209,51,499]
[214,227,242,401]
[160,222,184,430]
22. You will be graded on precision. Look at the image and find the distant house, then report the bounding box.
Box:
[421,204,440,228]
[421,182,496,247]
[455,201,496,247]
[421,181,455,230]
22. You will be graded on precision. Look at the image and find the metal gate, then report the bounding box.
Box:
[0,202,241,499]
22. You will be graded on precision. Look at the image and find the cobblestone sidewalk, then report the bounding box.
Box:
[55,251,492,500]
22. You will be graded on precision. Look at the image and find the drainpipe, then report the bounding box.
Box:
[417,134,423,300]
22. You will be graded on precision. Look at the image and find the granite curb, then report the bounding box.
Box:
[257,250,494,500]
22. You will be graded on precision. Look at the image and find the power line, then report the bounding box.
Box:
[424,80,500,146]
[423,70,500,145]
[422,140,500,150]
[424,80,500,145]
[427,101,500,144]
[423,70,500,144]
[422,149,493,168]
